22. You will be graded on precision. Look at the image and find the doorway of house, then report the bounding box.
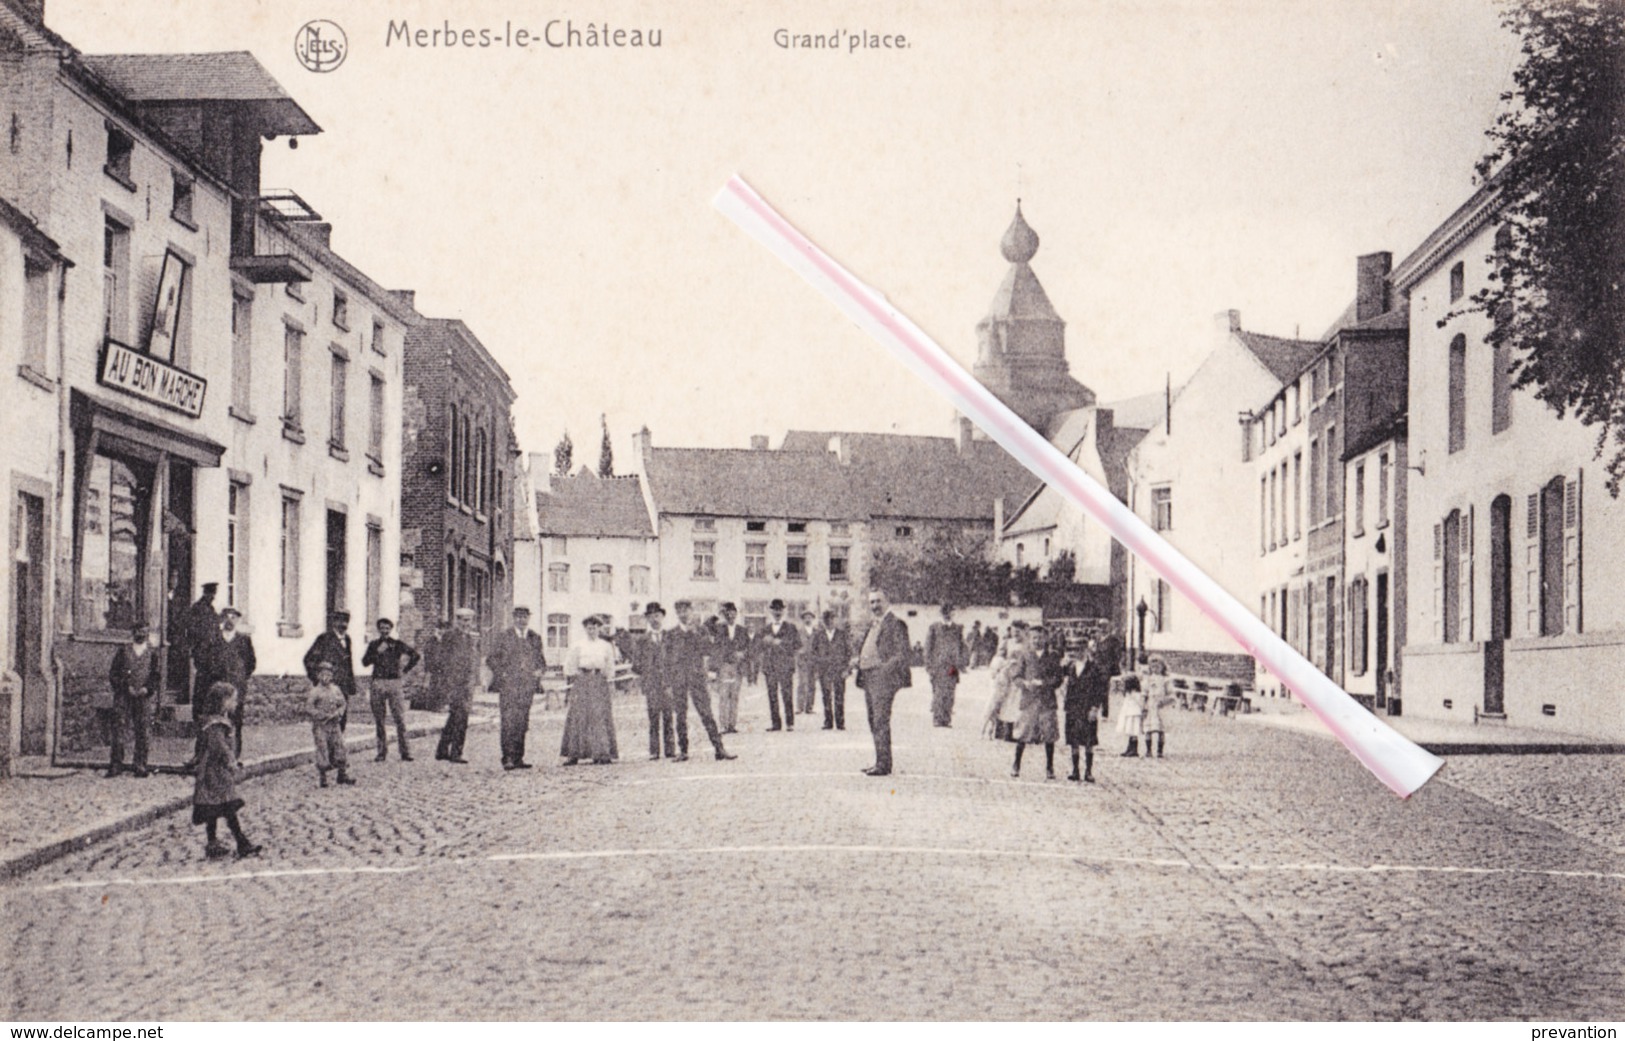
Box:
[13,491,48,756]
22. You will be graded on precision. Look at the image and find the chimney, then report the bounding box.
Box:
[390,289,417,313]
[828,433,850,466]
[749,435,769,451]
[956,416,974,455]
[993,495,1005,536]
[633,425,653,471]
[299,222,333,250]
[1356,252,1393,322]
[1216,309,1241,337]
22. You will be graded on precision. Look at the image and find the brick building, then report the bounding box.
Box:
[399,314,518,648]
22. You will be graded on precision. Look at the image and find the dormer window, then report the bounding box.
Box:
[170,172,195,227]
[104,125,134,188]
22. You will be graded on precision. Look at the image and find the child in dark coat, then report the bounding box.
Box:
[193,681,262,860]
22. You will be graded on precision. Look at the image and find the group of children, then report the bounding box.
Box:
[188,658,359,861]
[1115,657,1176,759]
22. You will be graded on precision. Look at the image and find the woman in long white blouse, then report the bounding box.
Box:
[560,615,620,765]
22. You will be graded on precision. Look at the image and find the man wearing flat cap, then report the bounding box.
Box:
[666,600,735,762]
[711,602,750,734]
[199,606,257,756]
[488,607,546,769]
[757,598,801,732]
[435,607,482,763]
[303,610,357,730]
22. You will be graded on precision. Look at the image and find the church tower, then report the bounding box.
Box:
[972,202,1095,434]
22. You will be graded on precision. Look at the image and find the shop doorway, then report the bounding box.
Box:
[12,491,48,756]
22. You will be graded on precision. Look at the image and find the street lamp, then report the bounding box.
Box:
[1135,596,1150,665]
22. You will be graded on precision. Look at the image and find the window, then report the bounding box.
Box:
[1259,476,1268,554]
[629,565,651,594]
[444,555,456,624]
[368,374,385,461]
[1325,425,1340,519]
[476,429,488,513]
[280,492,302,630]
[1153,579,1170,633]
[1441,509,1463,643]
[1042,537,1051,557]
[694,517,716,532]
[1349,577,1368,677]
[745,542,768,581]
[1290,384,1301,424]
[693,540,715,579]
[551,536,568,555]
[170,172,194,226]
[1268,468,1278,549]
[1534,475,1580,637]
[1448,334,1467,454]
[1151,486,1172,531]
[329,351,348,452]
[1016,543,1025,567]
[1308,437,1322,525]
[104,125,133,186]
[371,319,386,355]
[1377,453,1391,527]
[332,289,349,330]
[746,520,767,533]
[1310,365,1322,402]
[546,613,570,651]
[788,521,808,534]
[325,509,347,619]
[229,292,253,416]
[1353,463,1366,536]
[1449,261,1465,303]
[365,521,383,635]
[447,404,460,501]
[1491,305,1514,435]
[462,415,474,504]
[786,544,808,582]
[547,562,570,592]
[282,325,305,433]
[102,217,130,342]
[1293,451,1303,539]
[589,564,612,594]
[76,450,153,633]
[829,544,850,583]
[226,481,249,610]
[22,257,49,372]
[894,525,913,538]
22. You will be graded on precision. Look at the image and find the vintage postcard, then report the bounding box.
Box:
[2,0,1622,1026]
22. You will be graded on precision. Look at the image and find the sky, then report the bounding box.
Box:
[51,0,1523,466]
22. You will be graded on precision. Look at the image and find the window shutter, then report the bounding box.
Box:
[1524,493,1540,636]
[1459,506,1475,642]
[1432,522,1443,640]
[1564,472,1582,633]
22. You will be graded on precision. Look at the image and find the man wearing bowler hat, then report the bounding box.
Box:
[757,598,801,731]
[631,602,676,759]
[488,606,546,769]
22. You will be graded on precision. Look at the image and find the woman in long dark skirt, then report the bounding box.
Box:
[560,615,619,765]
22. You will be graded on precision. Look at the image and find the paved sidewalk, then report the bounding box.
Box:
[0,703,498,879]
[1235,701,1625,753]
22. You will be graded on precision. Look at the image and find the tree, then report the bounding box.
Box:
[1468,0,1625,494]
[553,430,573,476]
[1045,549,1077,585]
[598,414,614,477]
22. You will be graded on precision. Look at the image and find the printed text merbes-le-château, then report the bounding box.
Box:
[386,20,662,49]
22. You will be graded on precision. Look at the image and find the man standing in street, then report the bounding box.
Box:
[712,602,750,734]
[925,603,967,728]
[182,582,220,705]
[794,609,819,717]
[667,600,737,762]
[758,599,801,732]
[967,620,985,668]
[107,622,161,777]
[488,607,545,770]
[809,609,849,730]
[362,617,420,762]
[853,588,911,776]
[434,607,482,763]
[201,607,257,756]
[632,603,676,760]
[303,611,357,730]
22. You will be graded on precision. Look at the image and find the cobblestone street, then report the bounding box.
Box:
[4,672,1621,1021]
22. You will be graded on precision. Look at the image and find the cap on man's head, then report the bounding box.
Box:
[801,610,815,621]
[513,606,531,617]
[331,610,350,622]
[377,617,394,628]
[769,599,786,612]
[673,600,692,612]
[644,601,666,617]
[721,602,737,613]
[220,607,241,619]
[583,615,603,627]
[201,582,218,593]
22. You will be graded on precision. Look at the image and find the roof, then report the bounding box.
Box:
[1235,329,1323,383]
[778,431,1039,521]
[404,318,516,402]
[83,52,320,136]
[273,221,419,324]
[645,447,867,521]
[1099,391,1164,433]
[535,475,652,538]
[983,263,1062,323]
[0,196,68,264]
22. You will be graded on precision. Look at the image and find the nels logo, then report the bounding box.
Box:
[295,20,348,73]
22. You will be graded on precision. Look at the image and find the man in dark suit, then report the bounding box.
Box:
[852,589,911,776]
[757,598,801,731]
[434,608,482,763]
[925,603,967,728]
[711,602,750,734]
[631,602,676,760]
[199,607,257,756]
[107,622,162,777]
[808,609,850,730]
[303,611,357,729]
[666,600,736,762]
[487,607,546,769]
